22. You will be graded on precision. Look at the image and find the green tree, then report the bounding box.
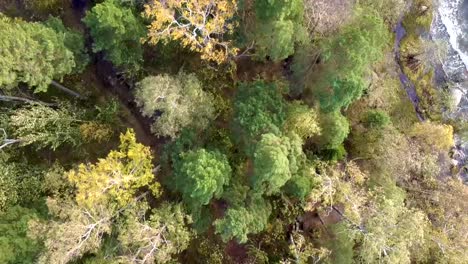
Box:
[174,149,231,214]
[283,162,319,201]
[283,101,321,140]
[24,0,64,14]
[317,77,365,113]
[0,206,42,264]
[0,156,43,210]
[324,223,355,264]
[252,133,292,195]
[359,0,406,26]
[9,103,113,150]
[41,163,73,199]
[312,111,350,150]
[297,10,388,112]
[234,80,286,148]
[134,73,216,138]
[253,0,307,61]
[0,15,76,92]
[215,198,271,243]
[83,0,145,70]
[44,17,89,73]
[364,110,391,129]
[0,161,19,211]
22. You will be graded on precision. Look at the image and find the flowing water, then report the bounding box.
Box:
[431,0,468,180]
[432,0,468,113]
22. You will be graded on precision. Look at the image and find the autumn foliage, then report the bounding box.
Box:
[143,0,239,64]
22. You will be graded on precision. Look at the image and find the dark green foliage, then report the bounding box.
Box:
[162,129,198,169]
[24,0,63,15]
[364,110,391,129]
[318,77,365,113]
[94,99,121,125]
[318,145,347,161]
[283,162,318,200]
[222,174,250,207]
[83,0,146,71]
[298,9,389,112]
[173,149,231,216]
[215,198,271,243]
[0,206,42,264]
[193,238,227,264]
[253,0,307,61]
[252,133,292,195]
[44,17,89,73]
[0,157,44,210]
[312,111,350,150]
[234,80,286,149]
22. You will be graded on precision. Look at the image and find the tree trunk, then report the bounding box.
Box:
[51,81,84,99]
[0,95,55,106]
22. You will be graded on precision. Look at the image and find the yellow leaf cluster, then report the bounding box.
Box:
[144,0,239,64]
[68,129,160,208]
[79,122,113,143]
[410,122,454,152]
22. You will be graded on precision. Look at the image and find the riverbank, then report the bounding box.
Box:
[431,0,468,182]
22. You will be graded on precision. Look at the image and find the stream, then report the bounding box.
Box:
[393,4,468,182]
[394,21,426,122]
[69,0,165,154]
[432,0,468,182]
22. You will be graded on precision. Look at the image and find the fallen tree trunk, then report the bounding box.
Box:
[0,95,55,106]
[51,80,84,99]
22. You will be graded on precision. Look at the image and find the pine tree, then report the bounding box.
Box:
[0,15,76,92]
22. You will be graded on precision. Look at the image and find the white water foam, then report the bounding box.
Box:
[438,0,468,71]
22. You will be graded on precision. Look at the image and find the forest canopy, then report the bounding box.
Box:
[0,0,466,263]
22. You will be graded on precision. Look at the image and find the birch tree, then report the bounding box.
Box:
[118,203,192,264]
[134,73,216,138]
[30,130,167,264]
[143,0,239,64]
[30,199,114,264]
[357,198,428,264]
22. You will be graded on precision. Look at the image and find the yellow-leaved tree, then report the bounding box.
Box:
[31,130,167,264]
[143,0,239,64]
[68,129,160,208]
[410,121,454,152]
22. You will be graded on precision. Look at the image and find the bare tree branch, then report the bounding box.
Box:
[0,128,20,150]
